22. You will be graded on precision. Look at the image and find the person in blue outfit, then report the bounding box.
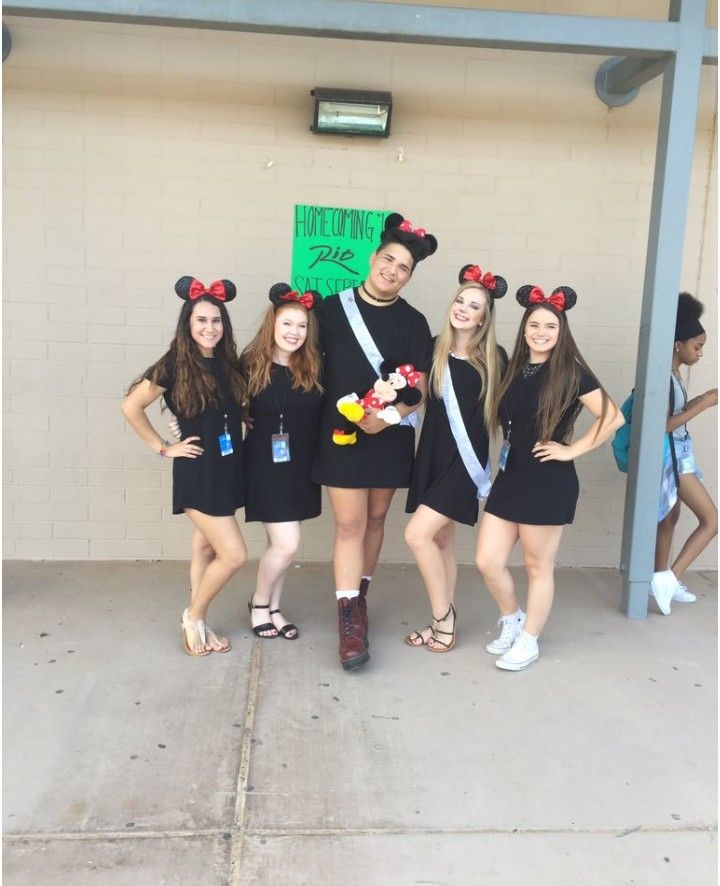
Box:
[650,292,717,614]
[122,276,246,657]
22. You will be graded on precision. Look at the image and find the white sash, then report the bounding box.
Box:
[442,360,491,499]
[338,288,417,429]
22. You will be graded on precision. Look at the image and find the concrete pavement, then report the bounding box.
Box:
[2,561,717,885]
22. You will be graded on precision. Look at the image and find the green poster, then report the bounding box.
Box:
[291,204,391,297]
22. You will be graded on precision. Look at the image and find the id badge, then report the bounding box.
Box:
[271,432,291,463]
[498,438,511,471]
[677,438,694,473]
[218,432,234,457]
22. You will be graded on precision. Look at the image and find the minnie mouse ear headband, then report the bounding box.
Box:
[675,292,705,341]
[516,284,577,312]
[268,282,320,310]
[175,276,237,303]
[380,212,438,264]
[459,264,508,299]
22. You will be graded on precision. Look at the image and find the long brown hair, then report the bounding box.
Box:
[429,282,503,431]
[129,294,245,417]
[241,303,323,397]
[495,303,608,441]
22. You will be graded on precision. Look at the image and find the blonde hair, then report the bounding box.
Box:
[429,282,502,431]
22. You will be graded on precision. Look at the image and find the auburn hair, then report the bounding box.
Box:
[240,303,323,397]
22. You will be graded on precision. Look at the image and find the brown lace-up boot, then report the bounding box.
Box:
[337,596,369,670]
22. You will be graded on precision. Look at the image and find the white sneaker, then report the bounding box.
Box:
[496,631,539,671]
[672,584,697,603]
[486,609,526,655]
[650,570,678,615]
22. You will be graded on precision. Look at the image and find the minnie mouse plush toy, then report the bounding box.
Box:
[333,361,422,445]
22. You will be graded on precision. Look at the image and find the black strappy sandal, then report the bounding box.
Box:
[270,609,299,640]
[404,625,433,647]
[428,604,457,654]
[247,599,278,638]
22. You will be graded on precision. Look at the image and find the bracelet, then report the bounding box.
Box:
[158,439,171,458]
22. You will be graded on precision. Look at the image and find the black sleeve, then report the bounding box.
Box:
[145,357,174,392]
[578,366,601,398]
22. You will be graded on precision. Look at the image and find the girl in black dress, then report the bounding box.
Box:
[122,277,246,657]
[311,213,437,670]
[239,284,324,639]
[405,265,508,652]
[476,285,623,671]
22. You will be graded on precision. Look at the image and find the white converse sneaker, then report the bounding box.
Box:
[486,609,526,655]
[650,570,679,615]
[496,631,539,671]
[671,584,696,603]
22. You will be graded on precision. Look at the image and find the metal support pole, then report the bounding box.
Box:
[620,0,706,617]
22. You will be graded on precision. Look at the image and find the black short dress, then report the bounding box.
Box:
[484,364,599,525]
[156,357,244,517]
[243,363,323,523]
[311,290,433,489]
[406,348,506,526]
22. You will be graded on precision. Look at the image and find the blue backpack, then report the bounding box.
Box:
[612,383,676,474]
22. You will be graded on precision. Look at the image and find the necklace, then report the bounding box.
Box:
[360,283,398,305]
[450,351,468,360]
[521,361,546,379]
[671,367,688,404]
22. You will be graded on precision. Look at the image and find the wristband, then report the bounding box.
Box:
[158,439,171,458]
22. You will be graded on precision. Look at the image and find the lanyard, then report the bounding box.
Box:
[671,371,689,441]
[270,366,292,434]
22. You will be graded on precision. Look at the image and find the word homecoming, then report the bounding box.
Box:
[294,206,385,241]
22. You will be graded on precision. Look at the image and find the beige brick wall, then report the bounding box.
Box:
[2,8,717,569]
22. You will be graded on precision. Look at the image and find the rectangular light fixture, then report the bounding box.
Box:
[310,87,392,138]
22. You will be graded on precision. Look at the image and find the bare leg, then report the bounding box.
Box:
[327,487,370,590]
[363,487,396,576]
[405,506,455,646]
[183,510,247,654]
[437,521,457,602]
[189,529,228,652]
[190,528,214,603]
[517,523,564,637]
[255,521,301,638]
[475,513,521,615]
[655,502,681,571]
[671,474,718,579]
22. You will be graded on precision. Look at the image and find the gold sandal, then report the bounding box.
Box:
[181,608,210,657]
[205,625,231,653]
